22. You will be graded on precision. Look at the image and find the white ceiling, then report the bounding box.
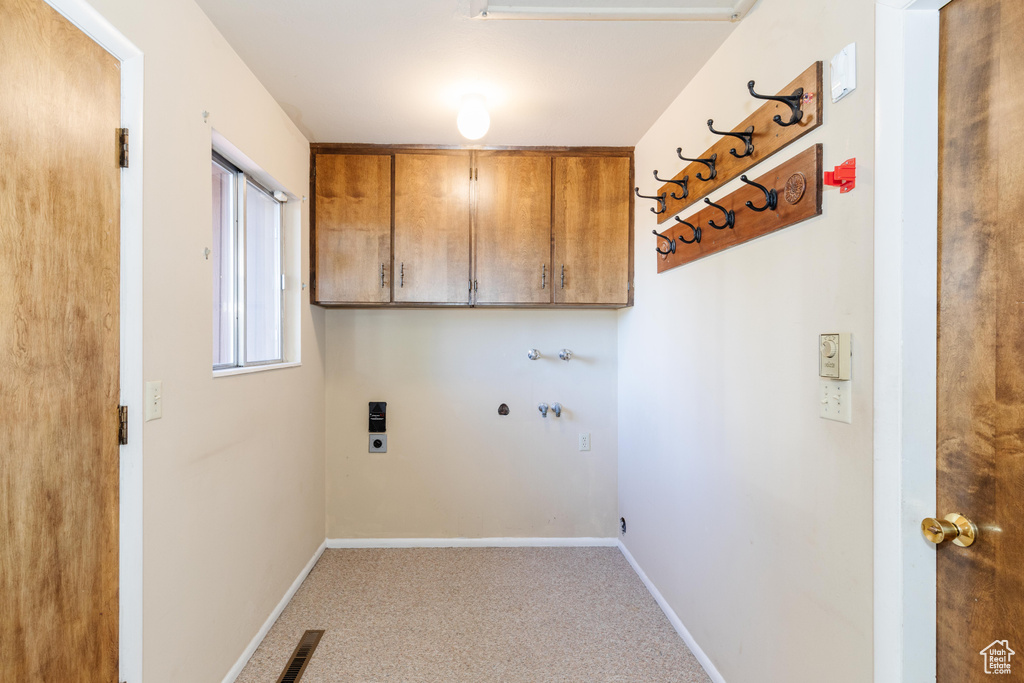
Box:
[194,0,738,146]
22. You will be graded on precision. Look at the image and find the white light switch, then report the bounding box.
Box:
[145,380,162,421]
[820,380,851,423]
[831,43,857,103]
[819,333,851,380]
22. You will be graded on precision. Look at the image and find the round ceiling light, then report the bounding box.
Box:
[457,94,490,140]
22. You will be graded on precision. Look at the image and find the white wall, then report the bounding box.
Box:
[325,309,618,539]
[81,0,326,681]
[618,0,875,681]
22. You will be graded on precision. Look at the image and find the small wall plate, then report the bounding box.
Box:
[369,434,387,453]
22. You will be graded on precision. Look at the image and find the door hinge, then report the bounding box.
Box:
[118,405,129,445]
[118,128,129,168]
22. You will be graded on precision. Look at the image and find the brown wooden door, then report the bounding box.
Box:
[936,0,1024,680]
[394,153,471,304]
[474,153,552,305]
[0,0,121,680]
[553,156,631,305]
[312,153,392,304]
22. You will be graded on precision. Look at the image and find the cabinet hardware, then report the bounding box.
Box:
[654,170,688,201]
[474,279,478,292]
[676,151,717,181]
[560,264,565,289]
[400,262,404,287]
[704,197,735,230]
[542,264,546,289]
[747,80,805,127]
[380,263,385,288]
[707,119,754,159]
[739,174,778,212]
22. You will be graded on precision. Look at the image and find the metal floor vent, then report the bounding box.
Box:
[276,629,325,683]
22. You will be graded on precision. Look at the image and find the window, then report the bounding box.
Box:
[212,152,285,370]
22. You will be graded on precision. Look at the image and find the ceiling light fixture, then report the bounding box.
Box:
[457,94,490,140]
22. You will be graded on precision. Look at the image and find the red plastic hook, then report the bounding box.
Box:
[824,158,856,193]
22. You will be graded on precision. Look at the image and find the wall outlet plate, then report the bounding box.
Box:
[369,434,387,453]
[578,433,591,451]
[145,380,162,421]
[820,380,852,423]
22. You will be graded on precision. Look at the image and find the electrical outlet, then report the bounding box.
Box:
[578,433,591,451]
[820,380,852,423]
[145,380,162,421]
[369,434,387,453]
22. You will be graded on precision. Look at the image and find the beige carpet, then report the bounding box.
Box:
[235,547,712,683]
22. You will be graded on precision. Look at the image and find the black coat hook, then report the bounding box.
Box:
[673,216,701,244]
[652,229,676,255]
[676,150,717,181]
[707,119,754,158]
[704,197,734,230]
[653,170,689,201]
[635,187,667,214]
[740,175,778,212]
[747,80,804,127]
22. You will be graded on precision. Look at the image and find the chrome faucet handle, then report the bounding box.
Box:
[558,349,573,361]
[551,403,562,417]
[538,403,549,418]
[528,348,541,360]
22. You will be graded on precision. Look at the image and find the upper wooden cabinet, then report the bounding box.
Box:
[312,153,391,304]
[474,153,552,305]
[310,145,633,308]
[394,153,472,304]
[553,156,632,306]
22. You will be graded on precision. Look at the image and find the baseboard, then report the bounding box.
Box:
[617,540,726,683]
[221,540,327,683]
[325,536,619,549]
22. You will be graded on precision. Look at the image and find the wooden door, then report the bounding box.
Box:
[936,0,1024,680]
[553,156,631,305]
[394,153,471,304]
[474,153,552,305]
[312,153,391,304]
[0,0,121,679]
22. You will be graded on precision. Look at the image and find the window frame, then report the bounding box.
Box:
[212,150,286,373]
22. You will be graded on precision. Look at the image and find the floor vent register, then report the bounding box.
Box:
[276,629,325,683]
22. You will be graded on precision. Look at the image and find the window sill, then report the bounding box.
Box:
[213,361,301,378]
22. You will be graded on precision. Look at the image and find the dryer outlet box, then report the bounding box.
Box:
[369,434,387,453]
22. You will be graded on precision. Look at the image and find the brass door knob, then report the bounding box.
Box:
[921,513,978,547]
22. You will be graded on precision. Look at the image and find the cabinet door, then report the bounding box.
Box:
[394,153,472,304]
[313,153,391,304]
[474,153,552,304]
[553,156,631,305]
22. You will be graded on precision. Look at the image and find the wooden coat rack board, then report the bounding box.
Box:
[655,144,822,273]
[654,61,823,224]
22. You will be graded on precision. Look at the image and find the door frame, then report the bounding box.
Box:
[40,1,144,681]
[874,1,952,681]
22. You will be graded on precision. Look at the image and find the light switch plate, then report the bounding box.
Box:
[831,43,857,103]
[819,333,851,380]
[144,380,162,421]
[369,434,387,453]
[820,380,852,423]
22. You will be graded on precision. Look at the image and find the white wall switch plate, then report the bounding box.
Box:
[819,332,851,380]
[820,380,852,423]
[831,42,857,103]
[578,433,591,451]
[145,380,162,421]
[369,434,387,453]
